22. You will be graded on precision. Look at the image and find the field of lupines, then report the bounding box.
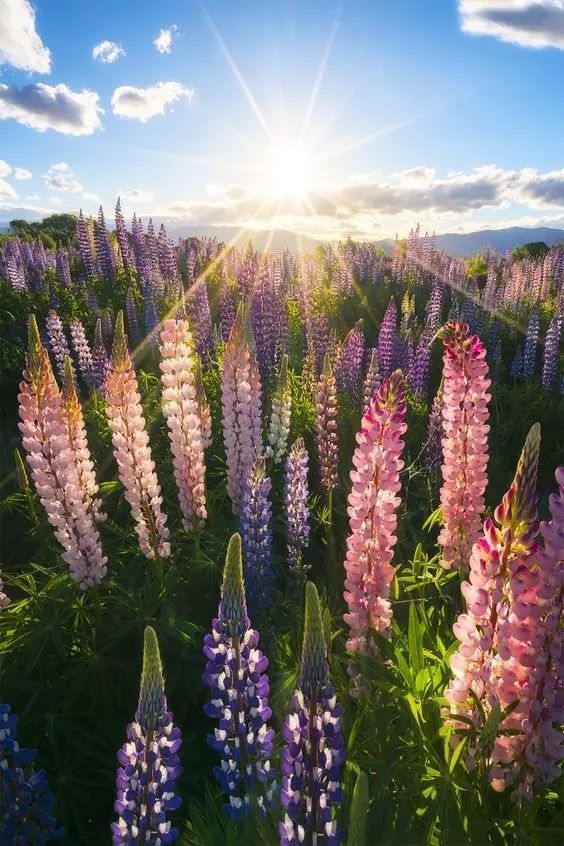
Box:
[0,208,563,845]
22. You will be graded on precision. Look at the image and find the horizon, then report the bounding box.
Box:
[1,1,564,243]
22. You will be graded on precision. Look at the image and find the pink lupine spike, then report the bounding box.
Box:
[438,321,491,571]
[443,424,553,797]
[314,353,339,492]
[61,357,106,525]
[220,304,263,509]
[343,369,408,658]
[105,312,170,559]
[18,317,107,588]
[159,319,207,533]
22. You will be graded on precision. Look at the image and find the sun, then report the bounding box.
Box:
[264,143,315,198]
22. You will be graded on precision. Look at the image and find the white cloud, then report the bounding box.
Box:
[14,167,32,179]
[153,25,178,54]
[459,1,564,49]
[50,196,62,204]
[26,193,40,200]
[43,162,82,192]
[82,191,101,203]
[111,81,193,122]
[0,160,17,200]
[0,160,11,178]
[122,188,153,202]
[0,0,51,73]
[0,83,103,135]
[92,39,126,63]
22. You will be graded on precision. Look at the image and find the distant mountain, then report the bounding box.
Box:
[375,226,564,258]
[152,224,322,254]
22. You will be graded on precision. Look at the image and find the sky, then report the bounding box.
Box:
[1,0,564,241]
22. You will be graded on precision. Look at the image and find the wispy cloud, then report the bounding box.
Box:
[43,162,83,192]
[0,83,103,135]
[459,1,564,50]
[122,188,153,202]
[153,25,178,54]
[0,160,17,200]
[0,0,51,73]
[111,81,193,122]
[92,39,126,63]
[14,167,32,180]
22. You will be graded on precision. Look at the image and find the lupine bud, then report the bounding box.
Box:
[343,370,408,656]
[240,455,275,618]
[105,312,170,559]
[284,437,311,579]
[221,305,263,508]
[112,627,182,845]
[266,354,292,464]
[203,534,276,819]
[280,582,345,846]
[159,319,207,533]
[438,323,491,571]
[18,317,107,588]
[0,703,64,843]
[315,353,339,492]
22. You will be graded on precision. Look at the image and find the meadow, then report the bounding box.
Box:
[0,210,562,845]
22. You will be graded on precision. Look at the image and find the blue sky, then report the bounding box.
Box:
[1,0,564,239]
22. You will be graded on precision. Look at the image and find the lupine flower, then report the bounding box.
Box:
[105,312,170,559]
[96,205,116,279]
[541,312,562,392]
[424,383,444,473]
[315,354,339,492]
[159,319,207,534]
[377,298,397,379]
[438,322,491,571]
[61,357,106,528]
[511,345,523,380]
[443,425,546,793]
[202,534,276,820]
[240,455,275,618]
[280,582,345,846]
[69,318,94,388]
[194,354,212,449]
[0,703,64,844]
[18,317,107,588]
[92,318,110,392]
[266,355,292,465]
[112,627,182,845]
[76,209,98,279]
[343,370,407,656]
[338,319,365,402]
[221,305,263,509]
[125,289,141,347]
[362,348,381,411]
[101,309,114,351]
[522,310,539,379]
[284,437,310,579]
[45,310,72,382]
[115,197,133,269]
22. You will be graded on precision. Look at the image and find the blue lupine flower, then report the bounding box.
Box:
[240,455,275,617]
[284,438,311,579]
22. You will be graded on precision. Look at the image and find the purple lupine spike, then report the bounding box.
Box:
[112,627,182,845]
[423,384,443,473]
[251,265,279,389]
[92,319,110,392]
[131,214,147,284]
[511,345,523,380]
[45,310,72,382]
[100,309,114,351]
[284,438,310,579]
[220,277,237,341]
[125,289,141,346]
[0,703,64,843]
[492,340,503,383]
[69,319,94,388]
[522,310,540,379]
[202,534,276,820]
[96,206,116,279]
[542,312,562,392]
[115,198,133,270]
[410,327,433,396]
[188,277,213,361]
[145,292,160,347]
[55,244,71,287]
[337,319,365,402]
[76,210,99,279]
[280,582,344,846]
[146,218,162,297]
[240,455,275,619]
[363,348,381,411]
[377,297,397,379]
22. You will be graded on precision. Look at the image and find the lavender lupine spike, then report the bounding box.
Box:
[266,354,292,465]
[96,205,116,279]
[55,244,71,287]
[76,209,98,279]
[92,318,110,392]
[193,354,212,449]
[424,383,444,473]
[377,297,397,379]
[338,319,365,402]
[45,309,72,382]
[315,353,339,492]
[0,703,64,844]
[362,348,381,411]
[202,534,276,820]
[280,582,345,846]
[115,197,133,269]
[283,437,310,579]
[541,312,562,392]
[112,627,182,845]
[240,455,275,618]
[69,318,94,388]
[522,310,540,379]
[125,289,141,346]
